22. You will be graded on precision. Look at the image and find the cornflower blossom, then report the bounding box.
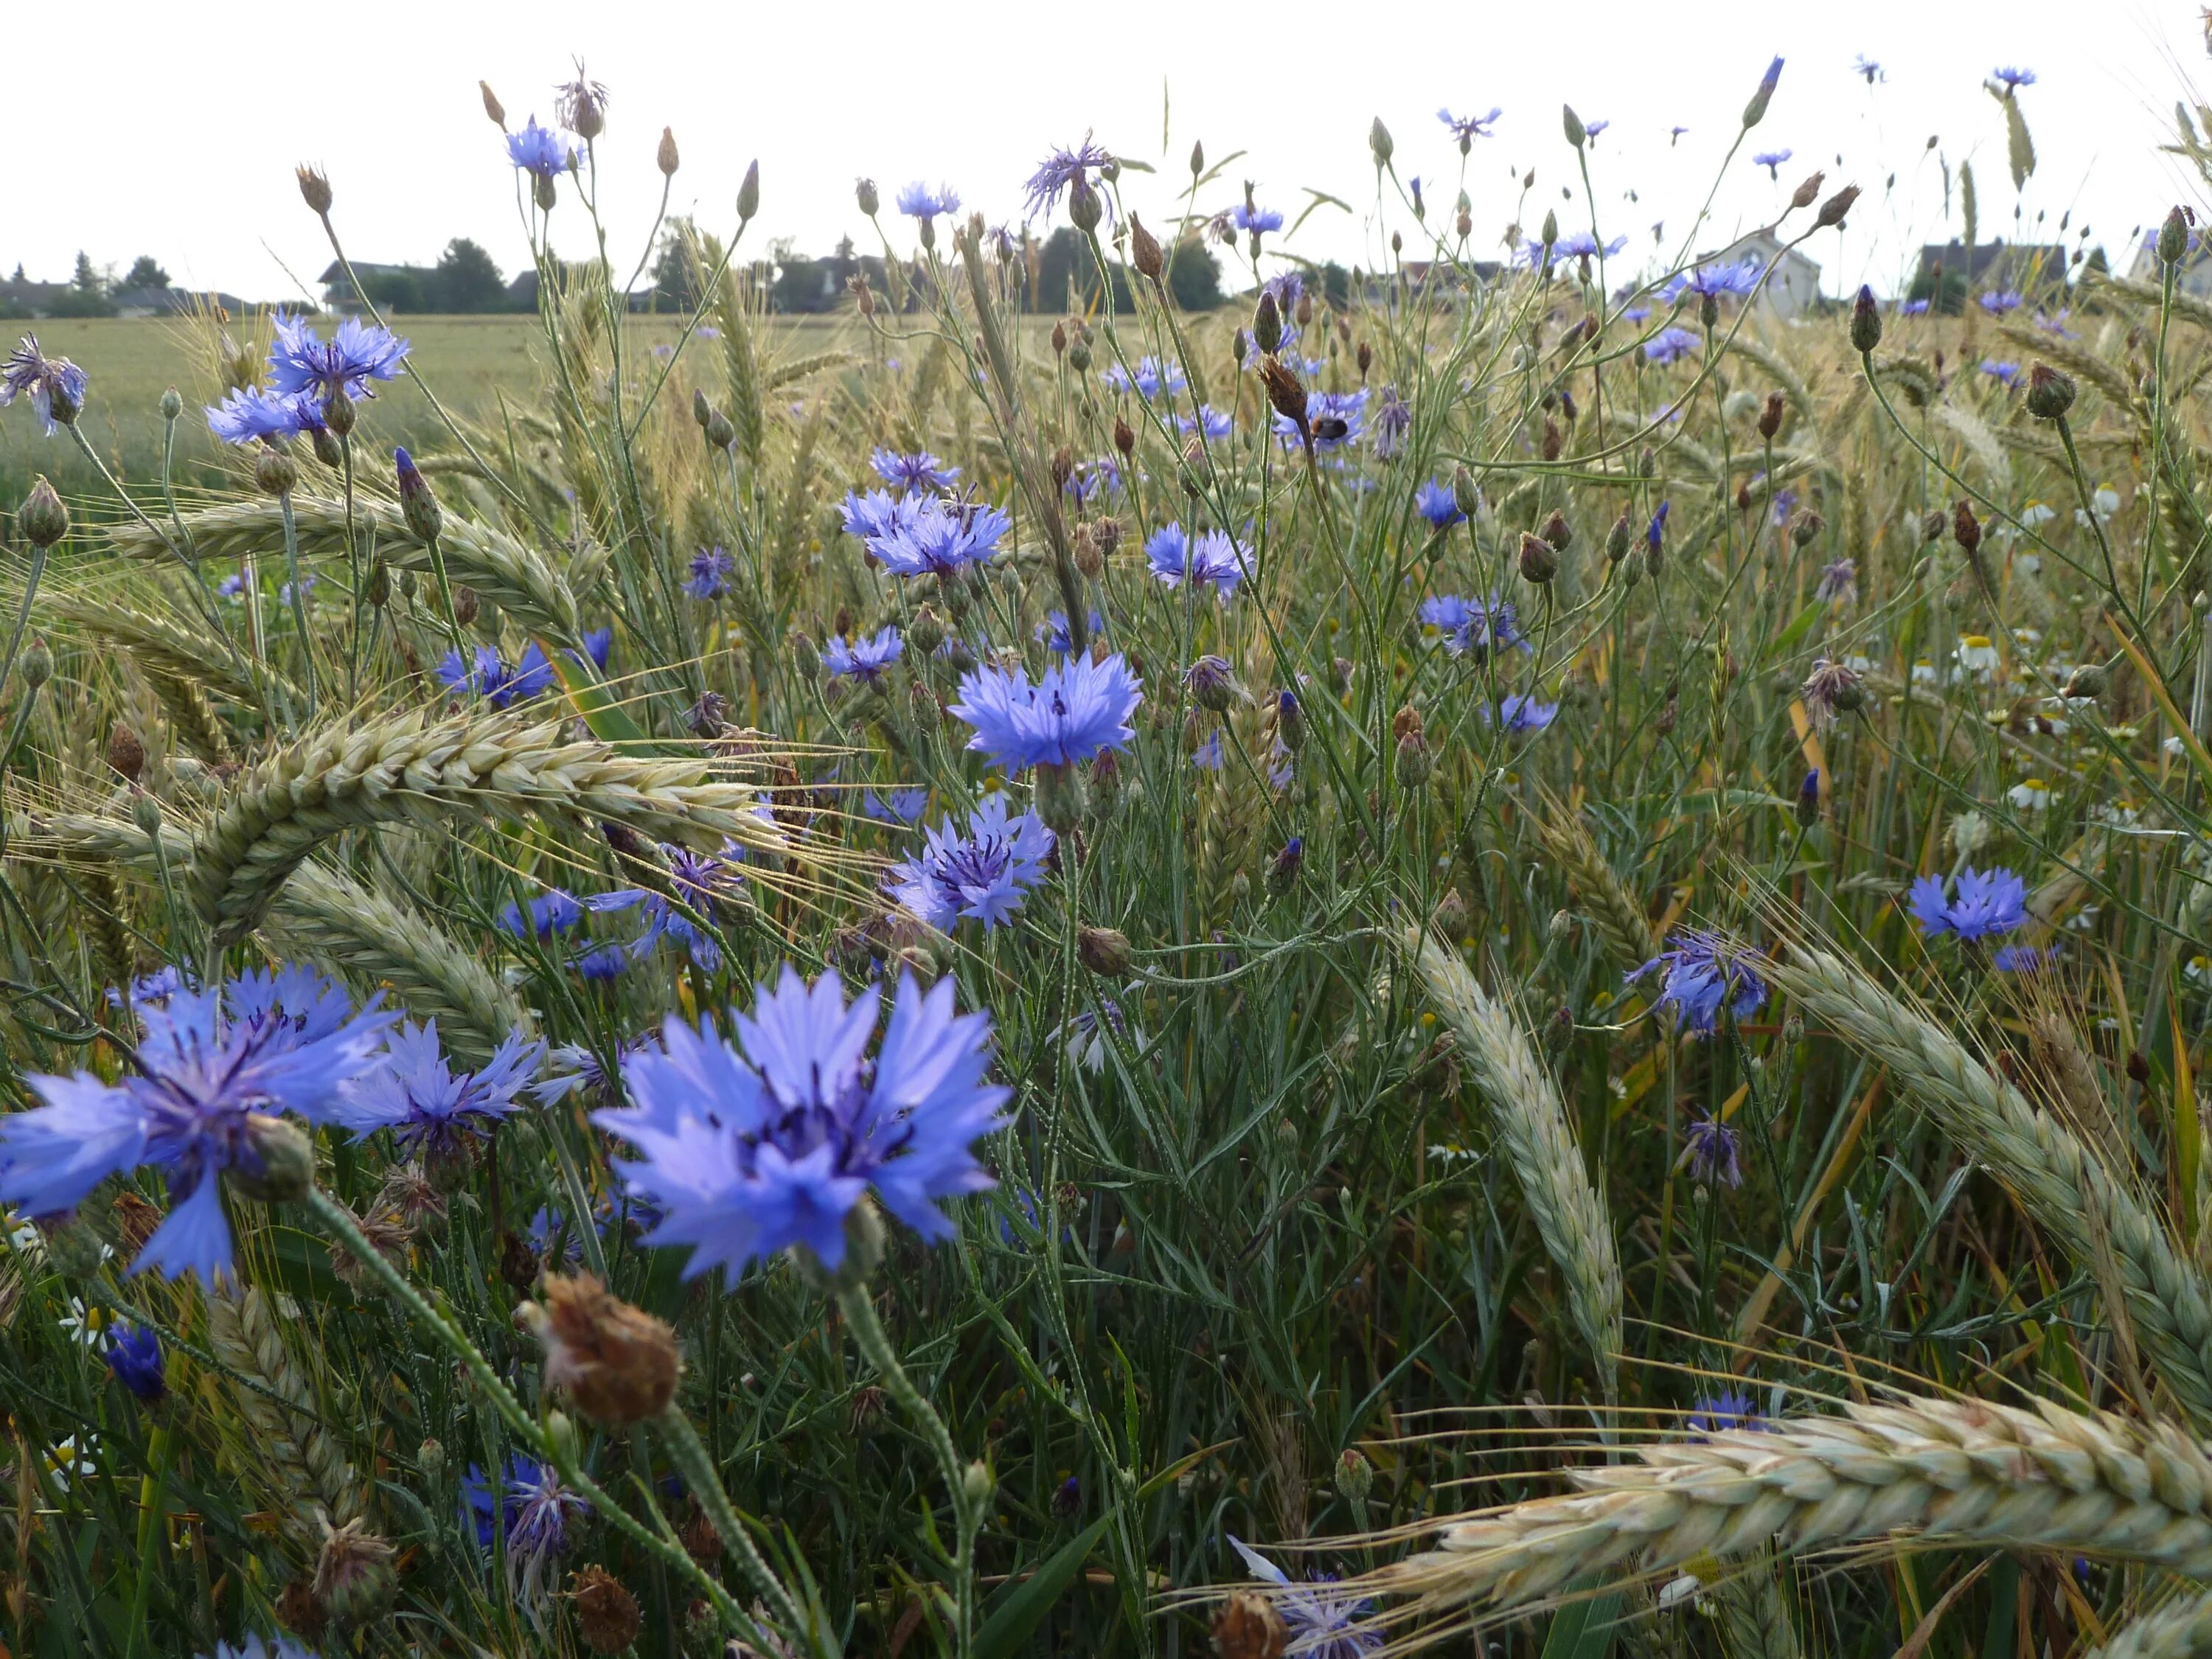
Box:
[1908,866,2028,942]
[498,888,584,939]
[1273,386,1368,450]
[597,967,1009,1274]
[1799,658,1863,729]
[870,448,960,494]
[1683,1110,1742,1188]
[1437,106,1501,145]
[1901,298,1930,315]
[1516,232,1628,271]
[897,182,961,222]
[330,1023,544,1164]
[1176,404,1235,441]
[1103,355,1187,400]
[863,788,929,824]
[1815,557,1857,602]
[1228,1538,1383,1659]
[1666,257,1763,301]
[2034,310,2076,335]
[507,116,581,181]
[1977,290,2024,316]
[437,642,554,709]
[1853,55,1883,83]
[1644,327,1702,365]
[1146,524,1247,596]
[205,387,316,446]
[1648,501,1671,554]
[0,969,394,1282]
[840,487,917,548]
[1023,136,1113,220]
[1994,944,2056,972]
[1038,610,1106,654]
[1752,149,1793,179]
[885,795,1055,931]
[464,1455,586,1595]
[1260,271,1303,317]
[686,546,737,599]
[1687,1389,1763,1436]
[1232,204,1285,234]
[1420,594,1523,660]
[1630,931,1769,1034]
[1413,479,1465,529]
[1370,387,1411,459]
[874,498,1011,578]
[1191,731,1225,771]
[265,315,409,408]
[585,843,748,972]
[1980,359,2022,389]
[950,653,1144,771]
[824,627,905,686]
[1992,66,2037,90]
[1,335,89,433]
[576,627,612,672]
[1488,693,1558,732]
[106,1325,166,1403]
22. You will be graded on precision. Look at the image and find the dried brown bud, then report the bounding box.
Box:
[295,166,333,217]
[312,1516,396,1628]
[656,126,680,178]
[525,1272,684,1425]
[1091,516,1121,559]
[1213,1594,1287,1659]
[1113,414,1135,457]
[1050,445,1075,490]
[1072,524,1104,580]
[1517,531,1559,584]
[1790,170,1826,211]
[451,585,481,628]
[479,80,507,129]
[1758,390,1785,439]
[571,1566,644,1656]
[1540,417,1562,462]
[1078,926,1133,976]
[1816,184,1861,229]
[1391,704,1425,742]
[1355,340,1372,378]
[107,721,145,783]
[1051,320,1068,355]
[1540,509,1571,552]
[1130,215,1165,284]
[1951,499,1982,555]
[1258,357,1308,435]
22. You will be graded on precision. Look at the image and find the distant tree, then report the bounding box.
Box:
[50,251,115,317]
[358,268,425,313]
[772,254,831,313]
[122,256,170,291]
[649,218,702,310]
[428,239,506,313]
[1034,228,1133,313]
[1166,240,1223,310]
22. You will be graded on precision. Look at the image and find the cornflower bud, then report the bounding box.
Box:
[1849,284,1882,353]
[1790,171,1825,211]
[1069,175,1103,232]
[1562,105,1586,149]
[1394,731,1433,789]
[159,384,183,420]
[254,445,299,498]
[705,407,737,451]
[1214,1595,1289,1659]
[1253,291,1283,356]
[1190,140,1205,177]
[1453,465,1481,518]
[2025,362,2077,420]
[1259,358,1307,435]
[1186,654,1245,712]
[1952,498,1982,555]
[1092,517,1121,560]
[2064,663,2109,700]
[1758,391,1785,439]
[692,387,712,427]
[657,126,680,178]
[1130,215,1165,284]
[296,166,333,217]
[321,386,357,438]
[524,1273,683,1425]
[1816,184,1861,228]
[1606,512,1633,563]
[451,585,480,628]
[1795,769,1820,828]
[20,637,52,687]
[1790,509,1824,547]
[856,177,880,217]
[1068,336,1092,372]
[108,720,144,781]
[1540,208,1559,250]
[19,476,69,548]
[1113,414,1136,458]
[1276,688,1304,752]
[231,1114,314,1205]
[907,604,945,658]
[1517,531,1558,584]
[1266,836,1304,894]
[1369,117,1394,166]
[1079,927,1133,977]
[1742,55,1784,128]
[394,447,441,542]
[1540,509,1571,551]
[2160,205,2191,266]
[736,160,760,223]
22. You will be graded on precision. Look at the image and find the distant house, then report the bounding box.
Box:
[110,287,246,319]
[0,276,66,317]
[2126,228,2212,297]
[1913,241,2067,307]
[1701,229,1822,320]
[319,260,425,310]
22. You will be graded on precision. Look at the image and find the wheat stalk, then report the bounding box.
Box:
[1765,945,2212,1427]
[1360,1394,2212,1618]
[107,498,582,643]
[47,595,282,712]
[204,1285,363,1543]
[2086,1587,2212,1658]
[1405,928,1621,1400]
[1534,806,1657,968]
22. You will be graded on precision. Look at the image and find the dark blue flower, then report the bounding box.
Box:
[1977,290,2023,316]
[265,316,408,408]
[1273,386,1368,451]
[1687,1388,1762,1436]
[686,545,735,599]
[896,182,962,221]
[578,627,612,671]
[824,627,904,685]
[507,116,582,181]
[597,967,1010,1274]
[1190,731,1225,771]
[1023,136,1114,221]
[863,788,929,825]
[1413,479,1464,529]
[1853,55,1883,83]
[1630,931,1768,1034]
[1438,106,1502,144]
[885,795,1055,931]
[1994,944,2056,972]
[950,652,1144,771]
[1647,501,1671,552]
[1420,594,1523,660]
[1683,1110,1742,1188]
[1037,610,1107,655]
[463,1454,585,1566]
[1644,327,1703,365]
[1175,404,1235,441]
[584,843,748,972]
[1992,66,2037,91]
[1146,524,1247,596]
[498,889,584,939]
[0,969,393,1281]
[1228,1537,1382,1659]
[871,448,960,494]
[205,387,316,447]
[1909,866,2028,942]
[107,1324,166,1403]
[1232,204,1285,235]
[1980,359,2022,387]
[1,335,88,434]
[1103,355,1187,400]
[437,643,553,709]
[1668,257,1764,301]
[872,498,1009,578]
[1488,693,1558,732]
[327,1023,543,1164]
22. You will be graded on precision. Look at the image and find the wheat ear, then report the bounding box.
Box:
[1405,928,1621,1400]
[1765,946,2212,1427]
[2085,1587,2212,1658]
[1713,1553,1802,1659]
[188,704,788,942]
[204,1285,363,1542]
[1360,1394,2212,1616]
[108,497,582,643]
[1534,807,1657,969]
[47,595,283,711]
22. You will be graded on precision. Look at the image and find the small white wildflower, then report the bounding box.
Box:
[2020,501,2056,528]
[1956,634,2000,674]
[2007,778,2051,811]
[1911,658,1939,686]
[2187,954,2211,986]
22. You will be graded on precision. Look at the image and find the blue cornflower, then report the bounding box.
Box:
[1103,355,1188,400]
[0,969,393,1282]
[525,1203,584,1269]
[1260,271,1304,318]
[824,627,905,685]
[328,1023,544,1164]
[1630,931,1769,1034]
[1438,106,1502,145]
[1683,1110,1742,1188]
[885,795,1055,931]
[265,314,409,408]
[218,574,246,601]
[1647,501,1670,553]
[1992,66,2037,91]
[873,498,1010,578]
[863,787,930,825]
[686,545,735,599]
[1909,866,2028,942]
[1980,359,2022,387]
[897,181,962,221]
[463,1454,585,1577]
[437,642,553,709]
[1064,459,1119,504]
[507,116,582,181]
[1273,386,1368,450]
[1816,558,1857,602]
[1853,55,1883,83]
[585,843,748,972]
[1371,386,1411,459]
[950,652,1144,771]
[1489,693,1559,732]
[576,944,630,981]
[1668,257,1764,301]
[204,1640,316,1659]
[1413,478,1465,529]
[1752,148,1793,178]
[1,335,88,434]
[1420,594,1524,660]
[1901,297,1930,315]
[107,1324,166,1403]
[1233,204,1285,235]
[1228,1537,1382,1659]
[1622,305,1652,322]
[1176,403,1236,441]
[1038,610,1107,655]
[276,576,316,608]
[1146,524,1247,596]
[498,888,584,939]
[112,967,189,1009]
[597,967,1010,1274]
[1644,327,1702,365]
[1024,136,1114,221]
[1687,1388,1763,1436]
[1191,730,1225,771]
[1516,232,1628,271]
[871,448,960,494]
[2034,310,2076,336]
[1977,290,2023,316]
[1994,944,2056,972]
[577,627,612,671]
[205,387,316,447]
[1583,119,1610,141]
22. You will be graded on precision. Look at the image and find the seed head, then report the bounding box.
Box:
[571,1566,644,1655]
[1816,184,1861,228]
[313,1517,396,1629]
[1394,730,1433,790]
[296,166,333,217]
[856,176,880,217]
[451,585,480,628]
[1758,391,1785,439]
[108,720,144,782]
[1130,215,1165,284]
[19,476,69,548]
[1790,171,1826,211]
[524,1272,684,1425]
[657,126,680,178]
[1849,285,1882,353]
[1186,654,1245,712]
[1258,356,1307,434]
[1213,1594,1287,1659]
[19,636,52,688]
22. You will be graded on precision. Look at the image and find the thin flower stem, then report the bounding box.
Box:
[0,545,49,698]
[276,492,317,717]
[652,1405,810,1637]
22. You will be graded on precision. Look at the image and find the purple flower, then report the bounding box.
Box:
[1176,404,1236,442]
[0,969,394,1281]
[1668,258,1764,301]
[507,116,582,181]
[1438,107,1502,145]
[1687,1388,1762,1436]
[1977,290,2024,316]
[1,335,88,434]
[873,498,1010,578]
[1683,1111,1742,1188]
[498,889,584,939]
[265,315,409,408]
[585,843,748,972]
[1038,609,1105,655]
[1273,386,1368,450]
[824,626,904,685]
[1146,524,1247,596]
[1853,55,1883,83]
[897,181,962,221]
[1753,148,1793,178]
[950,652,1144,771]
[1420,594,1523,660]
[329,1023,544,1164]
[205,387,316,447]
[686,545,735,599]
[1992,66,2037,91]
[1901,297,1931,316]
[1103,355,1187,400]
[577,627,613,671]
[1631,931,1768,1034]
[1800,658,1863,731]
[871,448,960,494]
[1980,359,2022,387]
[1227,1537,1382,1659]
[864,787,929,824]
[1191,730,1225,771]
[106,1325,166,1403]
[1024,136,1114,221]
[1909,866,2028,942]
[1371,387,1411,459]
[1647,501,1671,552]
[885,794,1055,931]
[437,642,553,709]
[1644,327,1702,365]
[1414,479,1465,529]
[464,1454,585,1568]
[1994,944,2056,972]
[597,967,1010,1273]
[1232,204,1285,235]
[1489,692,1558,732]
[1816,558,1857,602]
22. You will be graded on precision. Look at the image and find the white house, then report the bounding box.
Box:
[1700,229,1822,320]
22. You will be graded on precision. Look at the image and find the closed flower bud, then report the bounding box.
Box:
[321,386,357,438]
[1540,509,1571,551]
[2160,205,2191,267]
[296,165,333,217]
[1920,508,1946,542]
[1606,512,1633,563]
[535,173,559,212]
[1517,531,1558,584]
[1051,320,1068,356]
[159,384,182,420]
[108,720,144,781]
[1213,1594,1288,1659]
[1790,509,1823,547]
[451,585,479,628]
[736,160,760,223]
[1540,208,1559,249]
[132,790,163,838]
[1069,175,1103,232]
[479,80,507,128]
[1190,140,1206,177]
[2025,362,2077,420]
[1790,171,1825,211]
[1562,105,1586,149]
[19,637,52,687]
[1079,926,1133,977]
[1816,184,1860,229]
[857,176,880,217]
[2063,663,2109,700]
[692,388,712,428]
[1849,285,1882,353]
[1433,887,1471,942]
[524,1272,683,1425]
[1259,357,1307,432]
[1394,731,1433,789]
[1073,524,1104,580]
[254,445,299,498]
[1952,498,1982,555]
[310,425,343,468]
[571,1566,644,1656]
[1186,654,1244,712]
[907,604,945,658]
[1796,769,1821,828]
[394,447,441,542]
[1742,55,1784,129]
[705,407,737,451]
[1130,215,1165,284]
[1369,117,1394,165]
[19,476,69,548]
[963,1459,996,1508]
[1452,464,1481,518]
[230,1113,314,1206]
[1758,391,1785,439]
[1088,748,1123,820]
[1113,414,1135,457]
[1253,291,1283,356]
[1266,835,1304,894]
[1068,336,1092,372]
[1334,1448,1374,1503]
[1276,688,1304,752]
[313,1517,396,1630]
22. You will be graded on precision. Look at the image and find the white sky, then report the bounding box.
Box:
[10,0,2212,305]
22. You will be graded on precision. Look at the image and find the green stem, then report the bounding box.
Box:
[123,1423,174,1659]
[653,1406,810,1638]
[276,492,318,717]
[0,543,49,697]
